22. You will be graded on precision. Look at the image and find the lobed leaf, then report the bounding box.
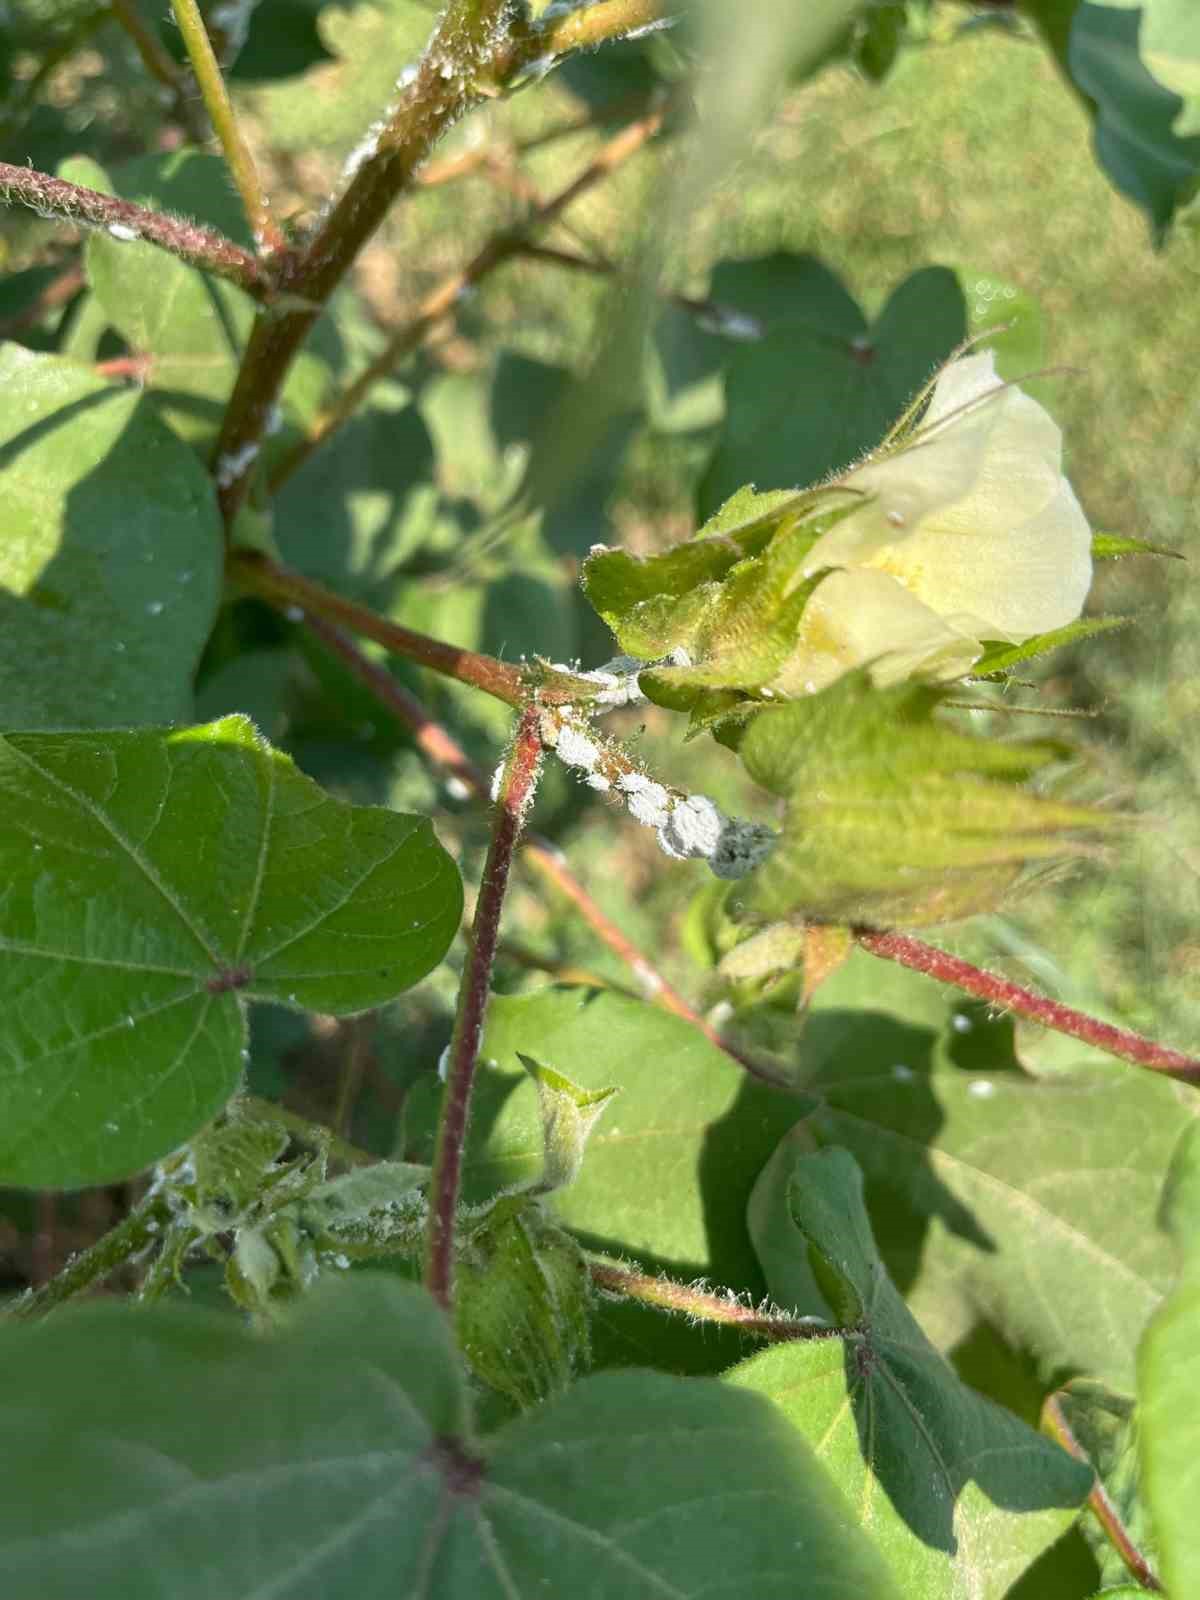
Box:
[733,1147,1092,1599]
[0,1274,905,1599]
[0,717,462,1188]
[698,258,967,516]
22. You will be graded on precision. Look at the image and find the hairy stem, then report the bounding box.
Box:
[228,551,527,706]
[0,162,273,297]
[169,0,287,255]
[424,706,544,1312]
[269,99,668,490]
[1042,1392,1163,1591]
[856,928,1200,1083]
[7,1190,172,1321]
[588,1259,837,1342]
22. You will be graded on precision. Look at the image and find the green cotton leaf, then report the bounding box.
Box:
[732,1147,1092,1599]
[456,1197,592,1409]
[789,950,1198,1384]
[0,1273,906,1600]
[970,615,1134,677]
[0,717,462,1189]
[1092,530,1184,559]
[733,673,1117,927]
[698,257,967,517]
[0,347,222,731]
[62,151,252,449]
[1047,1381,1160,1591]
[517,1053,619,1194]
[1068,3,1200,241]
[401,987,805,1375]
[1138,1121,1200,1599]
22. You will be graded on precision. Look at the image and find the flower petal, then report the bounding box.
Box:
[770,568,982,695]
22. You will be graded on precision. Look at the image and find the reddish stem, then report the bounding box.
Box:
[424,705,544,1312]
[229,551,526,707]
[856,928,1200,1084]
[0,163,273,298]
[1042,1392,1163,1591]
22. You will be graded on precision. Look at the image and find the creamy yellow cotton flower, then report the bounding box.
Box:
[771,351,1093,695]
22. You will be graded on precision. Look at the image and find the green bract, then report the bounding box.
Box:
[729,673,1115,927]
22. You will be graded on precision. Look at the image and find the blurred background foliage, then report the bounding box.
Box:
[1,0,1197,1309]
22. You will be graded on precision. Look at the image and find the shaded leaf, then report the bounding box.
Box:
[698,258,966,516]
[272,378,439,597]
[0,716,462,1188]
[1069,2,1200,241]
[733,1147,1092,1598]
[789,951,1199,1384]
[0,1274,905,1599]
[0,346,222,730]
[65,151,325,450]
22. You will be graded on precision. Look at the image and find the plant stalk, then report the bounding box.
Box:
[1042,1391,1163,1591]
[588,1259,838,1343]
[168,0,287,255]
[0,162,273,297]
[7,1190,172,1321]
[212,0,670,523]
[301,614,790,1087]
[856,928,1200,1083]
[229,551,527,706]
[424,705,544,1312]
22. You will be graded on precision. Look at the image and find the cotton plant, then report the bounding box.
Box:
[568,349,1118,930]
